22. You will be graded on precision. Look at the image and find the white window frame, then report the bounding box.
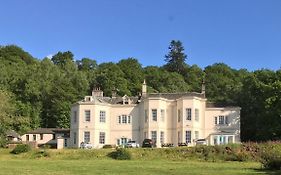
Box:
[178,109,181,122]
[186,108,192,120]
[152,109,157,121]
[160,131,164,144]
[151,131,157,144]
[195,131,199,140]
[73,111,77,123]
[73,132,76,145]
[195,108,199,121]
[160,109,165,122]
[145,110,148,123]
[100,111,106,123]
[85,110,91,122]
[185,130,191,143]
[99,132,105,144]
[84,131,90,143]
[216,115,229,125]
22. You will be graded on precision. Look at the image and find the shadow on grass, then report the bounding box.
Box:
[254,168,281,175]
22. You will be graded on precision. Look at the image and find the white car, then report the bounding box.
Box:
[80,142,93,149]
[125,141,139,148]
[195,139,207,145]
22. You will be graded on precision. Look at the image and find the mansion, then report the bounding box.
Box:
[70,81,240,148]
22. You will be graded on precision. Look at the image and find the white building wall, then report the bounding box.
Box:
[69,95,241,148]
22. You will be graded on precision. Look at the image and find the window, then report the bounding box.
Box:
[73,111,77,123]
[216,115,229,125]
[185,131,191,143]
[99,132,105,144]
[178,109,181,122]
[64,138,67,147]
[33,134,36,141]
[161,109,165,122]
[151,131,157,144]
[73,132,77,145]
[117,138,128,146]
[225,116,229,124]
[144,132,147,139]
[160,131,164,144]
[214,116,218,125]
[85,110,91,122]
[100,111,106,123]
[186,108,192,120]
[128,115,131,124]
[195,131,199,140]
[178,131,181,143]
[118,116,121,124]
[84,131,90,143]
[219,116,224,124]
[152,109,157,121]
[52,134,56,140]
[145,110,148,123]
[40,134,43,140]
[26,135,29,141]
[118,115,131,124]
[195,109,199,121]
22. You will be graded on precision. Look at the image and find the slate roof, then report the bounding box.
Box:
[6,130,21,138]
[206,102,240,108]
[26,128,70,134]
[148,92,205,99]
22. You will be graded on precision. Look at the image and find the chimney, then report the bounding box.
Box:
[112,88,117,98]
[92,87,103,97]
[201,80,206,98]
[142,79,147,97]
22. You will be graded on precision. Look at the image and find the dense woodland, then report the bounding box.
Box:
[1,40,281,146]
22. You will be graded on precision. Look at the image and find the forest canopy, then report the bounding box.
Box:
[0,41,281,143]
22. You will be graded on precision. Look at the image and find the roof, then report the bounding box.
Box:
[148,92,205,99]
[6,130,21,138]
[206,102,240,108]
[26,128,70,134]
[210,131,236,135]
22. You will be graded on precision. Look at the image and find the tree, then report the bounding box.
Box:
[95,62,130,96]
[164,40,187,74]
[0,90,30,146]
[204,63,242,105]
[51,51,74,68]
[76,58,97,71]
[0,45,36,65]
[117,58,144,95]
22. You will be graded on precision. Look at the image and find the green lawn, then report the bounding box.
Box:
[0,149,279,175]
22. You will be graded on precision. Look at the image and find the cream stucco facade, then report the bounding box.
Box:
[70,82,240,148]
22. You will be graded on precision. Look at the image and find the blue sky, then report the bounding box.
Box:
[0,0,281,71]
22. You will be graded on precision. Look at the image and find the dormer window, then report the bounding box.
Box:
[84,96,92,102]
[122,95,130,105]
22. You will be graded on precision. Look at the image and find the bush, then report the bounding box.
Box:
[103,144,115,149]
[33,150,50,158]
[108,148,132,160]
[260,148,281,170]
[10,144,31,154]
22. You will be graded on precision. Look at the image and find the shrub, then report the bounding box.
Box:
[10,144,31,154]
[33,150,50,158]
[103,144,114,149]
[108,148,132,160]
[260,148,281,170]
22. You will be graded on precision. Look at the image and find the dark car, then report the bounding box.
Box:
[142,139,155,148]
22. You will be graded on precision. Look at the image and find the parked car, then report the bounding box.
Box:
[195,139,207,145]
[125,140,139,148]
[178,142,188,147]
[80,142,93,149]
[142,139,155,148]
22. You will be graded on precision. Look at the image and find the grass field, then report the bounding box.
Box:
[0,149,279,175]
